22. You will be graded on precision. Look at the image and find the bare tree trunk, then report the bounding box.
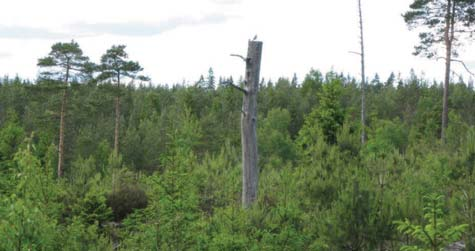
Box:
[358,0,366,145]
[114,74,121,155]
[114,96,120,155]
[58,89,66,178]
[241,41,263,208]
[58,67,69,178]
[441,0,454,142]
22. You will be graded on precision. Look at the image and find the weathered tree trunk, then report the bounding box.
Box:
[358,0,366,145]
[58,89,66,178]
[441,0,455,142]
[241,41,263,208]
[114,96,120,155]
[114,74,121,155]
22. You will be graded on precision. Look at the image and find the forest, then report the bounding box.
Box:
[2,0,475,251]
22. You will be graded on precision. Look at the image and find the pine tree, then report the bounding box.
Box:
[37,40,90,177]
[98,45,146,156]
[403,0,475,141]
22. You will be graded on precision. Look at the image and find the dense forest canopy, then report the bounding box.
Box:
[1,66,475,249]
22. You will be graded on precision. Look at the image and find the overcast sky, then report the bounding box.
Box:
[0,0,474,85]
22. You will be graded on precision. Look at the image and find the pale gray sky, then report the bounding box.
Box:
[0,0,474,84]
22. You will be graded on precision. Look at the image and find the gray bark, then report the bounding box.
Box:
[445,241,465,251]
[57,89,66,178]
[114,96,120,155]
[114,73,121,155]
[358,0,366,145]
[241,41,263,208]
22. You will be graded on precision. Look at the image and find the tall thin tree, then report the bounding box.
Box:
[37,40,90,178]
[358,0,366,145]
[98,45,145,156]
[403,0,475,141]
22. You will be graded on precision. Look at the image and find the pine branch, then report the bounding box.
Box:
[437,57,475,77]
[223,80,248,94]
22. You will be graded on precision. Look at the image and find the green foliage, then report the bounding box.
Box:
[2,66,475,250]
[0,143,62,250]
[98,45,145,85]
[403,0,475,58]
[0,111,24,158]
[258,108,296,167]
[207,206,250,250]
[365,119,408,157]
[74,174,112,225]
[328,180,374,250]
[395,194,468,251]
[120,112,205,250]
[106,185,148,221]
[0,111,25,192]
[61,217,109,251]
[37,40,91,82]
[298,77,344,147]
[317,77,345,145]
[0,196,58,251]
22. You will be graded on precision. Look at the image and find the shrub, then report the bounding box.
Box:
[106,186,148,221]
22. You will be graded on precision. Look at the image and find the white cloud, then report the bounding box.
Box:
[211,0,242,5]
[0,14,233,40]
[68,14,234,37]
[0,26,68,39]
[0,52,11,58]
[0,0,473,84]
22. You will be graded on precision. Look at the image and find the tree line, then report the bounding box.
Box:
[2,66,475,249]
